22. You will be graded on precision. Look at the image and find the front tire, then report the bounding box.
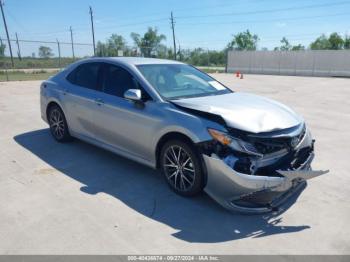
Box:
[160,140,204,197]
[48,104,72,142]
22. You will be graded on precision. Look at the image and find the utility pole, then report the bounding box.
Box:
[15,32,21,60]
[89,6,96,56]
[170,11,177,60]
[0,0,14,67]
[56,39,61,68]
[69,26,75,59]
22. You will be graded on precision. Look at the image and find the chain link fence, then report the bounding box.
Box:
[0,37,226,81]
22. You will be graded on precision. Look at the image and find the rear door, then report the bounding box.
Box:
[64,62,103,139]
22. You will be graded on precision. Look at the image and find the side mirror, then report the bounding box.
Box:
[124,89,142,102]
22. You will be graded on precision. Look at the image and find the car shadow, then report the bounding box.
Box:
[14,129,310,243]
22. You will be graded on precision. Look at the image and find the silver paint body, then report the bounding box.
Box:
[40,57,326,213]
[172,92,303,133]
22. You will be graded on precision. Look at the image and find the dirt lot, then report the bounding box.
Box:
[0,74,349,254]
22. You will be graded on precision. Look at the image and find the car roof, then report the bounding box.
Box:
[81,57,184,66]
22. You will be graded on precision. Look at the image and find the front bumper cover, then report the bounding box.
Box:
[203,129,329,214]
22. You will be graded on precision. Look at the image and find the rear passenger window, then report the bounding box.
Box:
[67,62,102,91]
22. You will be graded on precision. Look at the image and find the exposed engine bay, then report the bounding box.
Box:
[199,124,311,177]
[196,123,328,213]
[171,95,329,213]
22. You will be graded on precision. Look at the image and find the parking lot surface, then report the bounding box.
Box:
[0,74,349,254]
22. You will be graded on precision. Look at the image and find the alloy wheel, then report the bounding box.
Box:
[163,145,196,191]
[49,109,65,140]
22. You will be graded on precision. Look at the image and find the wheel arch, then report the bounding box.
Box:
[46,101,63,121]
[155,131,208,186]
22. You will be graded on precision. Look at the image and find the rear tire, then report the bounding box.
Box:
[48,104,72,142]
[160,140,204,197]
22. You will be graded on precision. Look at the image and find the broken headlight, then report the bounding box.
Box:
[208,128,262,157]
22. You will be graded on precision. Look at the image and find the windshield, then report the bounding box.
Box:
[137,64,232,100]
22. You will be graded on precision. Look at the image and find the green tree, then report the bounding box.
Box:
[0,42,5,57]
[310,34,331,50]
[310,33,345,50]
[328,32,344,50]
[38,46,53,58]
[344,35,350,49]
[96,41,107,57]
[279,37,291,51]
[96,35,129,57]
[131,27,166,57]
[227,30,259,51]
[107,34,128,56]
[291,44,305,51]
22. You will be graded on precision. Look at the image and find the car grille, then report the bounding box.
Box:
[251,125,306,154]
[229,124,306,155]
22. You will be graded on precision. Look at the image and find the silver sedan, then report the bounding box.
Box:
[40,57,328,213]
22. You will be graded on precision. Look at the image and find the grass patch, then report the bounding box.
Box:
[200,68,226,73]
[0,57,79,69]
[0,70,57,81]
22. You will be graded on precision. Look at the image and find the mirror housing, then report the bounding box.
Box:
[124,89,142,102]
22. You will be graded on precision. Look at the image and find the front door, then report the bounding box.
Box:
[91,63,162,162]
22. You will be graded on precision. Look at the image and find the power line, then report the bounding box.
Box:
[95,17,168,31]
[0,0,14,67]
[6,6,26,31]
[0,38,92,46]
[175,12,350,27]
[176,1,350,19]
[183,31,338,44]
[91,0,278,24]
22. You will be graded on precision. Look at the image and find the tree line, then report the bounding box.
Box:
[1,28,350,66]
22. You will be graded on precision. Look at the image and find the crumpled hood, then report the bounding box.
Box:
[172,92,303,133]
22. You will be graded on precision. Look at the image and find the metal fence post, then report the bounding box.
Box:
[225,49,228,73]
[312,51,316,76]
[294,51,297,76]
[15,32,21,60]
[278,51,281,75]
[5,62,9,81]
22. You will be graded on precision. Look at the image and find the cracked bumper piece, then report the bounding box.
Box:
[203,154,328,214]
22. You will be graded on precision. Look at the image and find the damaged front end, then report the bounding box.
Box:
[198,123,329,214]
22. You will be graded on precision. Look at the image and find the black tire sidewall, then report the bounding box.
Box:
[48,105,71,142]
[160,140,204,197]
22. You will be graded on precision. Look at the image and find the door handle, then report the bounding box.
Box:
[95,98,104,106]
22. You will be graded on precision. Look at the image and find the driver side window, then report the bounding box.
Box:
[102,64,152,101]
[102,64,137,97]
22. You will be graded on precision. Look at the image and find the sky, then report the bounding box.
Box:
[1,0,350,57]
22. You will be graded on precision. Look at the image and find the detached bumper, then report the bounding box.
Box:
[202,130,329,214]
[203,154,327,214]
